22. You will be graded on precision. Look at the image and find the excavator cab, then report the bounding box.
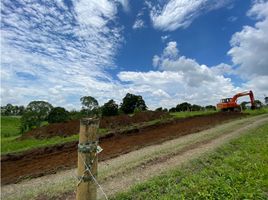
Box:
[220,98,232,103]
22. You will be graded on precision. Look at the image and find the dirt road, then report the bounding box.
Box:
[2,114,267,200]
[1,112,244,185]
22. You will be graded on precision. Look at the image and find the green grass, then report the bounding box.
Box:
[0,116,50,139]
[1,134,79,155]
[244,106,268,116]
[1,128,109,155]
[0,116,21,138]
[113,123,268,200]
[170,110,217,119]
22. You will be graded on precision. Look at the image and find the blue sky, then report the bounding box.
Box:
[1,0,268,109]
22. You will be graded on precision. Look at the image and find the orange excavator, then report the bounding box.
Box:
[217,90,255,111]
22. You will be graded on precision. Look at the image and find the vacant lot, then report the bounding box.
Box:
[1,112,244,185]
[2,113,267,200]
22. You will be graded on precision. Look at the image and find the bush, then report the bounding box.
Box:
[47,107,69,123]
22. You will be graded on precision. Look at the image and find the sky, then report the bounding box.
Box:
[1,0,268,110]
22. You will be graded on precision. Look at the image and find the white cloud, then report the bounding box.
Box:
[161,35,170,42]
[152,41,227,87]
[150,0,230,31]
[227,1,268,101]
[2,0,267,110]
[228,16,238,22]
[74,0,117,27]
[119,71,184,85]
[228,1,268,78]
[240,75,268,103]
[132,9,146,30]
[162,41,179,59]
[132,19,145,29]
[1,0,125,109]
[118,41,239,108]
[211,63,233,76]
[116,0,130,12]
[152,55,160,68]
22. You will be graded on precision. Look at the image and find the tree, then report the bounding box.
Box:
[176,102,191,112]
[169,107,177,112]
[120,93,147,114]
[1,104,25,116]
[20,101,53,133]
[80,96,99,116]
[69,110,84,120]
[155,107,163,112]
[191,104,203,111]
[205,105,216,111]
[265,97,268,105]
[48,107,69,123]
[20,110,39,133]
[155,107,168,112]
[2,103,14,115]
[101,99,119,116]
[254,100,263,108]
[163,108,168,112]
[18,106,25,115]
[240,101,248,110]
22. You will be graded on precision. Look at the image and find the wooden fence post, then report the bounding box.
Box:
[76,118,100,200]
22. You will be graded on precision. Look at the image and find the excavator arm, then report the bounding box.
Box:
[231,90,255,108]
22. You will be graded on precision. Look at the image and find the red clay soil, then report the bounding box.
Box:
[20,111,169,139]
[1,112,245,185]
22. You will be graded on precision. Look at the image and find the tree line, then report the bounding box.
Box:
[1,93,147,133]
[1,93,266,134]
[161,102,216,112]
[1,104,25,116]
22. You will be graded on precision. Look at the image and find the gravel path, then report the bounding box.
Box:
[2,114,268,200]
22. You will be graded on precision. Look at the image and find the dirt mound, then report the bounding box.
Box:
[100,111,168,128]
[1,112,246,185]
[20,120,80,140]
[21,111,169,139]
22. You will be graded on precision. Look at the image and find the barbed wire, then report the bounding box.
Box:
[78,152,109,200]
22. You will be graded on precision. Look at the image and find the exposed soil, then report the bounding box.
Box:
[20,111,169,139]
[1,112,245,185]
[100,110,169,128]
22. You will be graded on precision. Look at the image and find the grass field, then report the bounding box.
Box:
[113,123,268,200]
[244,106,268,115]
[1,135,79,155]
[1,116,21,138]
[1,128,108,155]
[1,116,49,139]
[170,110,216,118]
